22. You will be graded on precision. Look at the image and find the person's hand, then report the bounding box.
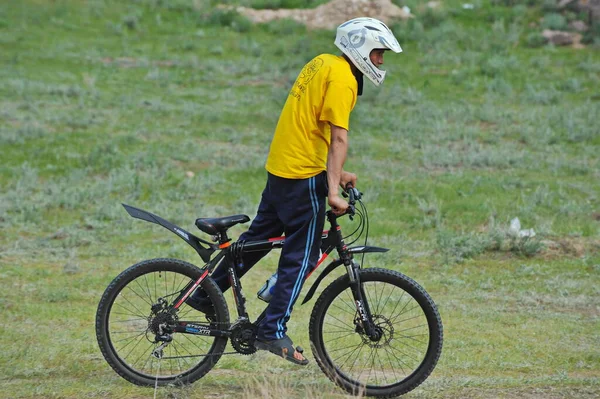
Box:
[340,171,357,190]
[328,193,349,216]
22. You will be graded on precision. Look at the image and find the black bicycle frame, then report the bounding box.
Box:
[123,204,389,340]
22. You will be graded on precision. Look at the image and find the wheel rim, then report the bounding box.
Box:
[320,279,432,389]
[106,270,218,380]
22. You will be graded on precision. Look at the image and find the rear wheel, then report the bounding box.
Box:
[96,258,229,386]
[309,268,442,398]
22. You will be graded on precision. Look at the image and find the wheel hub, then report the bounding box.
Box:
[149,311,176,335]
[359,315,394,348]
[147,298,178,340]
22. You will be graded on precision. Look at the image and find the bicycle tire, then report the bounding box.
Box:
[96,258,229,386]
[309,268,443,398]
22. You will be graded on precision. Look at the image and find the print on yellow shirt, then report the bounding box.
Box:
[290,57,324,101]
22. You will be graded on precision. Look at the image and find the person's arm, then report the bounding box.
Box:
[327,123,351,215]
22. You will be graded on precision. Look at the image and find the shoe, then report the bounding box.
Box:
[255,335,309,366]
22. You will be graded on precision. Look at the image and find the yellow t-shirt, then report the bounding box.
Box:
[265,54,358,179]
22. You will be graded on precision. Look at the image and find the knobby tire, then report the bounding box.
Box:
[309,268,443,398]
[95,258,229,386]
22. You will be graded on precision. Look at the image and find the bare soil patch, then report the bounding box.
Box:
[232,0,410,30]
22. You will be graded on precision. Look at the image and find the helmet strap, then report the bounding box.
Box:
[342,54,364,96]
[355,72,363,96]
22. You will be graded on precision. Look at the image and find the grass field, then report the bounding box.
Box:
[1,0,599,398]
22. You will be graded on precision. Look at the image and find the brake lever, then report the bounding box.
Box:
[347,204,356,221]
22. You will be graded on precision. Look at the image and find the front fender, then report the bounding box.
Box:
[301,259,343,305]
[301,245,389,305]
[348,245,389,254]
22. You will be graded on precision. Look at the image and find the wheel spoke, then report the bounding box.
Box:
[119,289,152,319]
[99,261,229,384]
[311,269,442,395]
[133,276,153,306]
[323,313,356,331]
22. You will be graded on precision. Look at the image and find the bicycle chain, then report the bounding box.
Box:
[153,318,258,359]
[155,350,244,360]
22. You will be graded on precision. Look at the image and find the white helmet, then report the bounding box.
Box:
[334,17,402,86]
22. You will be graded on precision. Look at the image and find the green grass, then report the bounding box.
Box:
[1,0,599,398]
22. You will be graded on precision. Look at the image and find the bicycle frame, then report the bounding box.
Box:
[122,203,390,340]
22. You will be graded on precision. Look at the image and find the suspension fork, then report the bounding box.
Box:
[349,270,381,340]
[328,211,380,340]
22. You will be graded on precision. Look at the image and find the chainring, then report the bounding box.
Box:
[230,322,258,355]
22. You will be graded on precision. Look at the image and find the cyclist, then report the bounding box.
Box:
[188,17,402,365]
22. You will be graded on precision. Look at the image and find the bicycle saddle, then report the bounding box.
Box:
[195,214,250,235]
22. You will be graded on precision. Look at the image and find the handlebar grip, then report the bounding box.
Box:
[342,184,362,202]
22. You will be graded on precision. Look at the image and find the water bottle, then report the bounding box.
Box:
[257,272,278,302]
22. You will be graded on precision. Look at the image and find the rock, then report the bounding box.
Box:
[542,29,583,45]
[569,20,588,31]
[558,0,577,8]
[572,0,600,20]
[509,217,536,238]
[234,0,411,30]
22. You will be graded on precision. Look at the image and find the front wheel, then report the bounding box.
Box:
[309,268,443,398]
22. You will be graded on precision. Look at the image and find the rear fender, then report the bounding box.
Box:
[123,204,216,263]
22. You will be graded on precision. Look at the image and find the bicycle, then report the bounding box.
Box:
[95,187,443,398]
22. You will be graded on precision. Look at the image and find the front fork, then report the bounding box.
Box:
[328,211,380,341]
[347,262,381,341]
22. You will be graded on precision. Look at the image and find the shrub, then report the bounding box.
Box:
[436,229,492,265]
[122,15,138,30]
[525,31,547,48]
[511,4,529,21]
[201,8,253,32]
[390,19,424,43]
[541,0,558,12]
[487,77,513,96]
[582,22,600,45]
[250,0,327,9]
[509,236,545,257]
[480,55,517,77]
[260,17,306,35]
[237,37,263,57]
[419,6,449,29]
[559,78,582,93]
[523,84,560,105]
[542,13,567,30]
[491,0,538,5]
[154,0,203,12]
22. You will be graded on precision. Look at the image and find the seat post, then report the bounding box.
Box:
[217,231,231,246]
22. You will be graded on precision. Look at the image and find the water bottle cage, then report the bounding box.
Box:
[257,272,278,302]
